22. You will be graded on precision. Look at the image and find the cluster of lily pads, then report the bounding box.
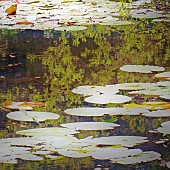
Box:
[0,64,169,167]
[0,0,169,31]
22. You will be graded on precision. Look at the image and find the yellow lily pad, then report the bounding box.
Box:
[124,102,170,110]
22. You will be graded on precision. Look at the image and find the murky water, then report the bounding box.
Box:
[0,20,170,170]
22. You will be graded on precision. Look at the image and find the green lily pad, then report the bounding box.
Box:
[152,19,170,22]
[143,109,170,117]
[111,151,161,164]
[120,65,165,73]
[100,20,133,26]
[156,121,170,135]
[124,102,170,110]
[60,122,120,130]
[16,127,79,136]
[81,136,149,147]
[132,13,163,19]
[85,94,132,104]
[116,82,157,91]
[155,72,170,79]
[132,87,170,96]
[57,147,93,158]
[156,81,170,87]
[91,148,142,160]
[72,85,119,96]
[159,94,170,100]
[6,111,60,122]
[64,107,149,116]
[0,137,43,164]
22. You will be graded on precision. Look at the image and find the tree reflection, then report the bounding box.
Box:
[24,21,170,112]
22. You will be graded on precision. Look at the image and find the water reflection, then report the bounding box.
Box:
[0,20,170,169]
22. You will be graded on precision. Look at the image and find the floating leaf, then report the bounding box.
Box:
[16,21,34,25]
[91,147,142,160]
[60,122,120,130]
[166,161,170,168]
[17,127,79,137]
[120,65,165,73]
[132,13,163,19]
[130,87,170,96]
[111,151,161,164]
[153,19,170,22]
[156,121,170,135]
[57,147,92,158]
[2,101,45,110]
[116,82,157,91]
[64,107,149,116]
[143,109,170,117]
[155,72,170,79]
[159,94,170,100]
[0,137,43,164]
[82,136,149,147]
[85,94,132,104]
[124,102,170,110]
[156,81,170,87]
[6,111,60,122]
[5,4,17,15]
[100,20,133,26]
[72,85,119,96]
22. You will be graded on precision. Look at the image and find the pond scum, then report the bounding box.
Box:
[0,0,170,169]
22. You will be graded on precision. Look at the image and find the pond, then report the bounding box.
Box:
[0,0,170,169]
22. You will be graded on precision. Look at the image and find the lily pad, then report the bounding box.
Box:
[124,102,170,110]
[57,147,93,158]
[143,109,170,117]
[166,161,170,168]
[131,87,170,96]
[64,107,149,116]
[159,94,170,100]
[155,72,170,79]
[100,20,133,26]
[116,82,157,91]
[6,111,60,122]
[85,94,132,104]
[16,127,79,136]
[156,81,170,87]
[111,151,161,164]
[120,65,165,73]
[82,136,149,147]
[60,122,120,130]
[91,148,142,160]
[72,85,119,96]
[0,137,43,164]
[156,121,170,135]
[131,13,163,19]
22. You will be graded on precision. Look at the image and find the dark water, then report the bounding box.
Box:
[0,20,170,170]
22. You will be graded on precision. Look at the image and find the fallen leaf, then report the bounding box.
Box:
[16,21,34,25]
[5,4,17,15]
